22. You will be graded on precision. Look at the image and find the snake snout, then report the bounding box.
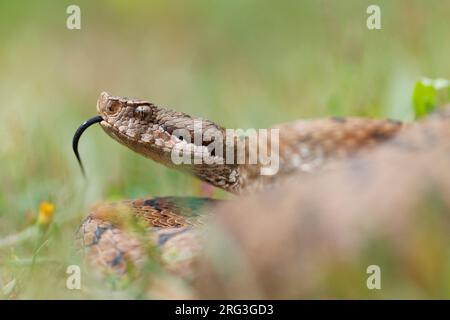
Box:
[97,91,111,114]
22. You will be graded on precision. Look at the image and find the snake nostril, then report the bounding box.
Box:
[106,100,121,115]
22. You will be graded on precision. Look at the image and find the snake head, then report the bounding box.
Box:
[97,91,154,125]
[73,92,158,177]
[96,91,164,145]
[95,91,225,154]
[93,91,240,192]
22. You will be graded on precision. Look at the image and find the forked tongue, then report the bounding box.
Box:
[72,115,103,177]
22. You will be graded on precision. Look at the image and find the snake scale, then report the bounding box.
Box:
[73,92,450,297]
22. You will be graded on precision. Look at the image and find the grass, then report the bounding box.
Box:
[0,0,449,299]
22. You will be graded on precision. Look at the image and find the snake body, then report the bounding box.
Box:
[74,92,415,288]
[196,107,450,298]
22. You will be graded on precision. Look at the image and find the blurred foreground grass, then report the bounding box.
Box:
[0,0,449,298]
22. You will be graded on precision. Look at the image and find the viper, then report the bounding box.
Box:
[73,92,450,297]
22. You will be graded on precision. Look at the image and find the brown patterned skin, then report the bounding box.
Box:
[95,92,404,193]
[195,107,450,298]
[77,197,218,276]
[78,92,406,283]
[96,92,240,192]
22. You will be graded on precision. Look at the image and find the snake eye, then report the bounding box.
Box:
[135,105,151,120]
[105,100,122,115]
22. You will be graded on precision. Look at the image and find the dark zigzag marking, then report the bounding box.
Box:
[143,197,221,217]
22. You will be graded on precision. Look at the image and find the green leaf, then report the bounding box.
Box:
[413,81,436,118]
[413,78,450,119]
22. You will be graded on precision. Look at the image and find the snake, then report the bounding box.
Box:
[73,92,407,285]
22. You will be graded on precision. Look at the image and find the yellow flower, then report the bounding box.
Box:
[37,201,55,228]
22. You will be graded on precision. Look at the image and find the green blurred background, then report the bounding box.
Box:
[0,0,449,298]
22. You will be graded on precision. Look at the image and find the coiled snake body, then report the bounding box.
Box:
[75,92,441,293]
